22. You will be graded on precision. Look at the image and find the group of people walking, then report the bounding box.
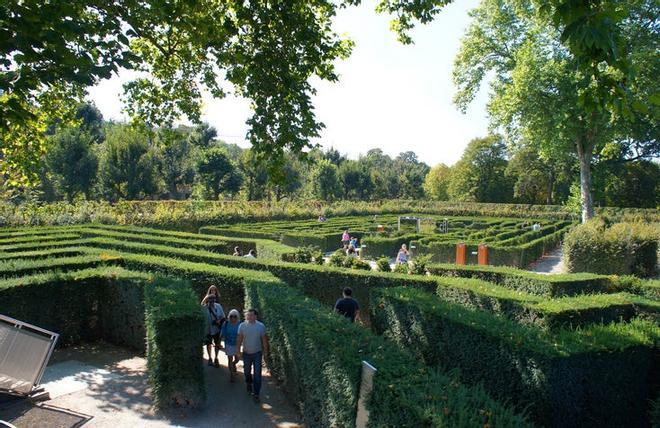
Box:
[201,283,361,403]
[341,230,361,257]
[202,285,269,403]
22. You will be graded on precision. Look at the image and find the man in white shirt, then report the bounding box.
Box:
[237,308,269,402]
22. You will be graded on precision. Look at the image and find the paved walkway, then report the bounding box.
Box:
[528,247,565,275]
[9,343,302,428]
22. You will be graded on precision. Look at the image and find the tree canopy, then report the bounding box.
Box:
[453,0,658,221]
[1,0,352,186]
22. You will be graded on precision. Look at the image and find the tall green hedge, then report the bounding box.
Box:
[563,220,659,277]
[2,199,659,228]
[371,287,660,427]
[245,277,532,427]
[4,227,652,330]
[413,227,567,268]
[427,263,613,297]
[0,267,148,349]
[360,233,421,259]
[144,276,206,409]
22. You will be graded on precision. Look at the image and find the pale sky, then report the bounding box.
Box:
[88,0,489,167]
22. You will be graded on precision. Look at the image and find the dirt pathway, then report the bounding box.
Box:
[13,343,302,428]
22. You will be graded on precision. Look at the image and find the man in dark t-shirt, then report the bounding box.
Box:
[334,287,360,323]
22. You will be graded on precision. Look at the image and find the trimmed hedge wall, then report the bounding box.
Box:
[371,287,660,427]
[70,237,658,330]
[144,276,206,409]
[199,226,280,241]
[2,199,658,229]
[413,227,567,268]
[4,228,654,331]
[427,263,613,297]
[563,220,659,277]
[245,276,532,427]
[0,254,123,279]
[93,223,296,261]
[118,253,261,314]
[360,233,422,259]
[0,267,148,349]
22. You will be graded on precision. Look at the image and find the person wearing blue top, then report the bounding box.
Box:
[221,309,241,382]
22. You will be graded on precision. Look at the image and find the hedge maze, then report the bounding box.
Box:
[201,214,574,267]
[0,221,658,427]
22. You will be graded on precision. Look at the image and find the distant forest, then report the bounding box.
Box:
[19,103,659,209]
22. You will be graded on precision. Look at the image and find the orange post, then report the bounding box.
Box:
[477,244,488,265]
[456,243,467,265]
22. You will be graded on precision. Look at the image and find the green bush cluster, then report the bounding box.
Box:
[144,276,206,409]
[408,254,432,275]
[280,245,324,264]
[563,220,659,277]
[3,199,658,228]
[245,277,532,427]
[371,287,659,427]
[325,249,372,271]
[375,256,391,272]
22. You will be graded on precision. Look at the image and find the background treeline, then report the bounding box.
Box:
[26,103,659,208]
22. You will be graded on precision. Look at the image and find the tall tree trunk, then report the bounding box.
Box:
[545,170,555,205]
[247,176,254,201]
[576,138,594,222]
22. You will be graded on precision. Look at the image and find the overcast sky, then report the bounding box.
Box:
[88,0,489,167]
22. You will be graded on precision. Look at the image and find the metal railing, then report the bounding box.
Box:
[0,314,59,396]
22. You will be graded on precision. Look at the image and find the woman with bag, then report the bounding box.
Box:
[202,290,226,368]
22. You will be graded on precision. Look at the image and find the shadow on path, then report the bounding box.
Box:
[528,247,565,274]
[40,343,302,427]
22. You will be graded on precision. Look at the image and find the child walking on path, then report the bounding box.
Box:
[221,309,241,382]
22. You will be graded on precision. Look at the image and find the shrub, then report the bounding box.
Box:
[563,220,659,277]
[393,262,409,274]
[144,276,206,409]
[371,286,659,427]
[346,257,371,271]
[408,254,432,275]
[376,256,391,272]
[245,277,532,427]
[281,245,318,264]
[328,249,347,267]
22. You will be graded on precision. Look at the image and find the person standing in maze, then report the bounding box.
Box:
[334,287,361,323]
